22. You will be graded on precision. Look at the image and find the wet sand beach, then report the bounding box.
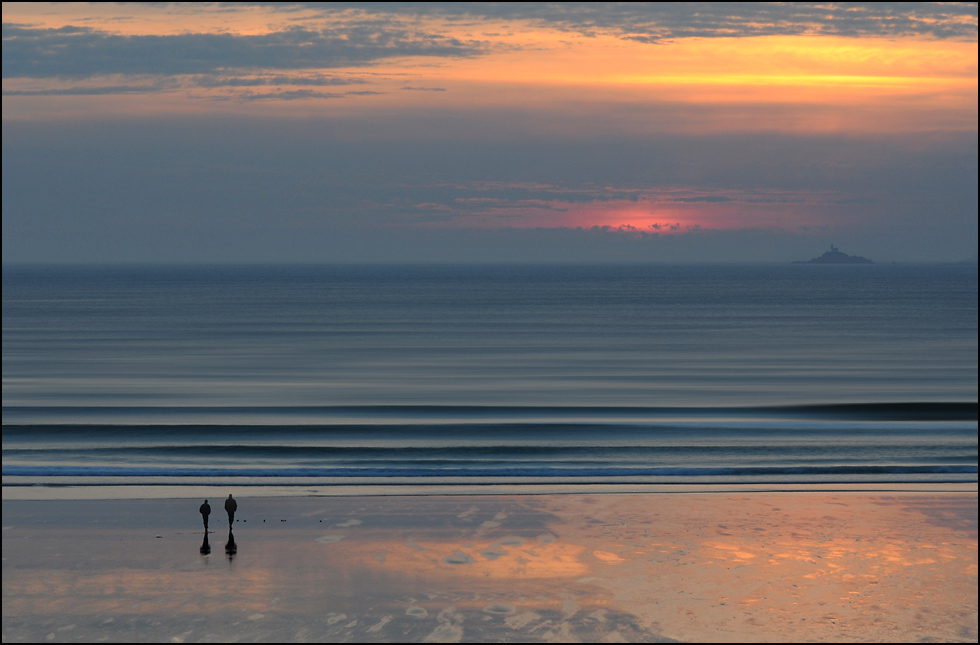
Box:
[2,489,977,643]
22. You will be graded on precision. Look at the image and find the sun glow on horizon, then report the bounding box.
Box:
[441,200,750,234]
[573,205,696,234]
[427,190,871,234]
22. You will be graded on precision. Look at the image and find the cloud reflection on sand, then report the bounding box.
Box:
[2,493,976,642]
[336,533,588,581]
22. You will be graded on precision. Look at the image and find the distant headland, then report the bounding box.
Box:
[795,245,873,264]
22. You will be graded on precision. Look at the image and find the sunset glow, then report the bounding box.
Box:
[3,2,977,262]
[2,9,976,645]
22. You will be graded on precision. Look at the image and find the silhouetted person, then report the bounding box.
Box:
[225,528,237,559]
[224,494,238,524]
[199,499,211,531]
[200,532,211,555]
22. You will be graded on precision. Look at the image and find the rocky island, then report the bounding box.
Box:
[796,245,873,264]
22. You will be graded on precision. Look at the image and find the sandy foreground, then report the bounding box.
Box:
[2,490,977,643]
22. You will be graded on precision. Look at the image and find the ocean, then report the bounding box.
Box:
[2,263,976,492]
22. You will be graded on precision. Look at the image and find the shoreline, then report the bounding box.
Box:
[2,481,976,501]
[3,490,977,642]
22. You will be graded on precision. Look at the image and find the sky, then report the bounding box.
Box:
[2,2,977,263]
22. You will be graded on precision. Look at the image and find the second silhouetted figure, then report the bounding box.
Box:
[224,494,237,524]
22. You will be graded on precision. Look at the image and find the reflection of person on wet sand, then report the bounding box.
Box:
[224,494,237,525]
[200,532,211,555]
[199,499,211,531]
[225,528,237,559]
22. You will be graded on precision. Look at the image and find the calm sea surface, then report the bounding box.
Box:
[2,264,976,489]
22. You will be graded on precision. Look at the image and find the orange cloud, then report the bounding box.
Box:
[4,5,975,137]
[413,33,976,135]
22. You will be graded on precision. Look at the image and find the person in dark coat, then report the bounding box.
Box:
[199,499,211,531]
[224,494,238,524]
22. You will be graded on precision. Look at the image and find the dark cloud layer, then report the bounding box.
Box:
[1,22,483,79]
[315,2,979,41]
[2,72,368,97]
[196,74,364,88]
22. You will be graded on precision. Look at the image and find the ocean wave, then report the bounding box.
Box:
[3,401,976,424]
[5,465,976,478]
